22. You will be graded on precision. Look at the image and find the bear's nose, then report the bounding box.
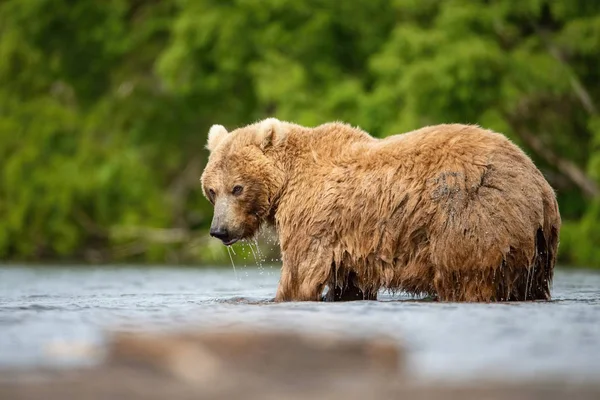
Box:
[210,227,230,242]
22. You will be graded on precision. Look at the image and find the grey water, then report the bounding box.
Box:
[1,264,599,382]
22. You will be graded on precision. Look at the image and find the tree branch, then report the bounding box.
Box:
[514,126,599,198]
[535,26,598,116]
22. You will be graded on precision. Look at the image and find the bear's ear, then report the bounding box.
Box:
[257,118,286,150]
[206,124,228,152]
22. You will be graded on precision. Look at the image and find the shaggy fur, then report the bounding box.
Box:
[201,119,561,302]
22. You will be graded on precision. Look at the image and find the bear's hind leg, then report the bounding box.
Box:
[433,270,497,302]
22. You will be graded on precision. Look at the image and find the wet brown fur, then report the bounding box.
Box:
[201,119,561,302]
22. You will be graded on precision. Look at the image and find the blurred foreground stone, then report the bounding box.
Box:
[108,328,402,385]
[1,327,600,400]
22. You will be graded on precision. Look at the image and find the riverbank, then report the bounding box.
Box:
[2,327,599,400]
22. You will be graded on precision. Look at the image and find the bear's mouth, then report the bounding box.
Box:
[222,238,239,246]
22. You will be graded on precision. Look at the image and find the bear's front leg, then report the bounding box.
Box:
[274,265,294,301]
[323,271,378,301]
[274,267,324,301]
[274,252,328,302]
[324,282,378,301]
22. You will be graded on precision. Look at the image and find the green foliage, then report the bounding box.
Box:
[560,204,600,267]
[0,0,599,266]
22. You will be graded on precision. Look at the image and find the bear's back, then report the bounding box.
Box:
[372,124,517,162]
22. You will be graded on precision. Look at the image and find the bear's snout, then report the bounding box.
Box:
[209,226,236,245]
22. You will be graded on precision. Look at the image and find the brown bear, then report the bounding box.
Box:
[200,118,560,302]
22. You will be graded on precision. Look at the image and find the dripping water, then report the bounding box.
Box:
[226,245,238,280]
[248,240,259,265]
[253,238,266,275]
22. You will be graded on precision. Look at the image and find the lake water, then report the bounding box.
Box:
[1,265,599,382]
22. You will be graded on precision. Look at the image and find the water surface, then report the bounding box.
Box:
[1,265,599,382]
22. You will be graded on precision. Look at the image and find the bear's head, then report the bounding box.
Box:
[200,118,288,245]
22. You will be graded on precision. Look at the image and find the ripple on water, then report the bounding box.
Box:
[1,304,63,312]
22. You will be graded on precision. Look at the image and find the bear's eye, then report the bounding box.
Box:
[232,185,243,196]
[208,189,216,203]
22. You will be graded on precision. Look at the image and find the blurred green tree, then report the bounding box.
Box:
[0,0,598,266]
